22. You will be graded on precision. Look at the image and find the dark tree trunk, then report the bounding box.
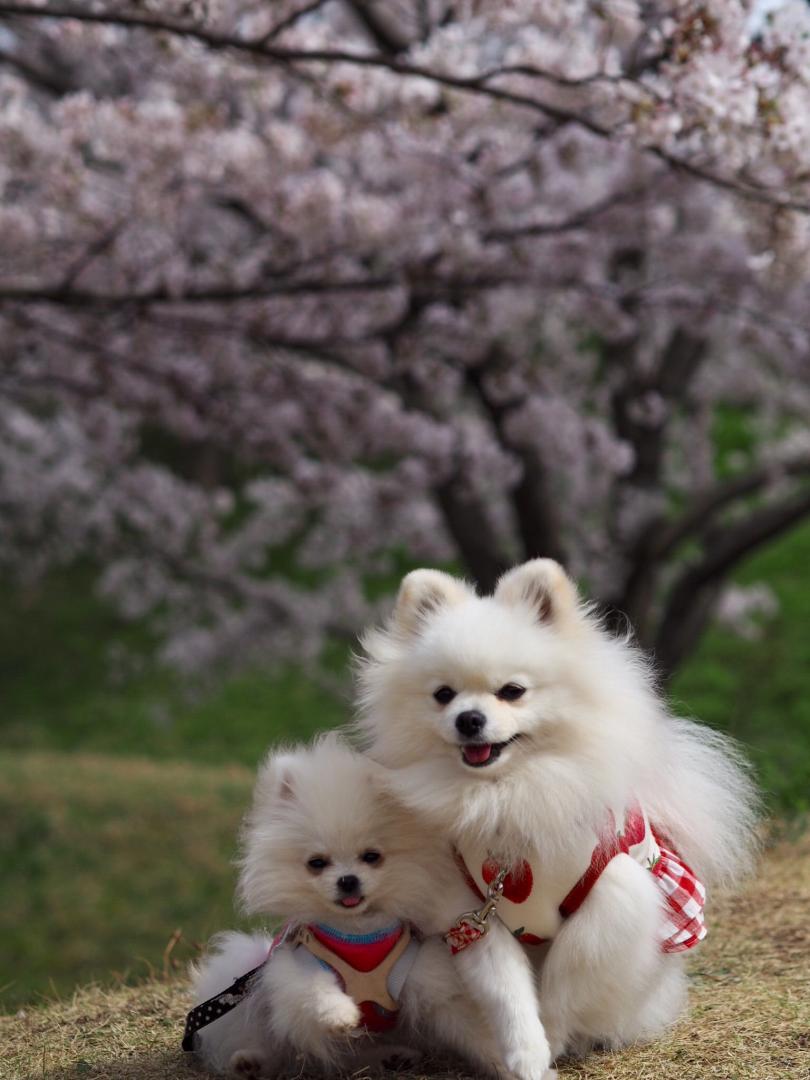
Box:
[433,482,510,593]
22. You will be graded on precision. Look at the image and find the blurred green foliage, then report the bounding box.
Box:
[1,567,346,766]
[672,523,810,818]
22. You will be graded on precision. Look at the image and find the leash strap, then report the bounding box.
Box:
[182,962,264,1051]
[183,926,291,1052]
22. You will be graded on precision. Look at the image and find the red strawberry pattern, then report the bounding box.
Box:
[482,857,534,904]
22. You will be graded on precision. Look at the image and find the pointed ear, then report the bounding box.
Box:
[494,559,578,625]
[278,767,296,801]
[393,569,471,636]
[257,750,298,805]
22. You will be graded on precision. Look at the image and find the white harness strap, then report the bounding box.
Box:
[386,936,420,1001]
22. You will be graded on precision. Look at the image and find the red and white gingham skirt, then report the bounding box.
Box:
[651,843,707,953]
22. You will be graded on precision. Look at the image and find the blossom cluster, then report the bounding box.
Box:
[0,0,808,671]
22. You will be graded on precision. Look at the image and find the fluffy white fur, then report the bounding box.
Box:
[355,559,760,1063]
[191,735,503,1077]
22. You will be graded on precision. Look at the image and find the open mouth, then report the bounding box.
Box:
[460,734,522,768]
[337,895,365,908]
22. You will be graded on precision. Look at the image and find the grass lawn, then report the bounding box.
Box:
[4,832,809,1080]
[1,524,809,1010]
[0,752,254,1010]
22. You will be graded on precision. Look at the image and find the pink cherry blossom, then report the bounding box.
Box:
[0,1,808,676]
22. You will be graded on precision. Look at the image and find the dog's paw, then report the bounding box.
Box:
[545,1031,567,1061]
[504,1044,552,1080]
[315,994,362,1034]
[548,1039,566,1061]
[229,1049,268,1078]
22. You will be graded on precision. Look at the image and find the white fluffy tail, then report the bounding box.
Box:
[189,931,274,1073]
[643,715,762,889]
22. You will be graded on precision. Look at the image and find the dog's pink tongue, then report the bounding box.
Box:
[340,896,362,907]
[463,744,493,765]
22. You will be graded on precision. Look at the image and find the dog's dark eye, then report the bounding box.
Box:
[434,685,457,705]
[306,856,330,872]
[497,683,526,702]
[360,850,382,864]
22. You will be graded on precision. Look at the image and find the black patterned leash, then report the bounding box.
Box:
[182,962,265,1051]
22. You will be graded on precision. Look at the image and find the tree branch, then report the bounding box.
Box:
[0,44,74,94]
[654,485,810,676]
[0,279,400,306]
[0,272,539,309]
[465,362,567,567]
[611,327,707,490]
[433,481,510,593]
[607,327,708,636]
[652,455,810,562]
[617,453,810,638]
[1,3,809,215]
[259,0,333,43]
[366,289,513,593]
[652,580,722,685]
[484,185,653,242]
[342,0,411,55]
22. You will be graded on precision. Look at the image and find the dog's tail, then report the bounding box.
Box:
[641,713,762,889]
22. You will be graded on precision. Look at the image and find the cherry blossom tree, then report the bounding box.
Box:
[1,0,809,678]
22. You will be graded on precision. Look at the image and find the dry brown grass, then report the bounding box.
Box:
[3,835,809,1080]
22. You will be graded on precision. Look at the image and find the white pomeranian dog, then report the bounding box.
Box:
[189,734,502,1077]
[355,558,760,1072]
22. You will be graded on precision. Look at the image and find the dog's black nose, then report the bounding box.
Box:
[455,710,486,738]
[337,874,361,894]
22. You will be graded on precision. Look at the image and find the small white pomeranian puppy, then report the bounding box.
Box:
[189,734,502,1077]
[356,558,760,1073]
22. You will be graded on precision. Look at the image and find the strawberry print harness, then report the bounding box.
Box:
[447,804,706,955]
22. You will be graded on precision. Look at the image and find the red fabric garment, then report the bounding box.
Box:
[558,818,624,920]
[356,1000,396,1031]
[309,922,404,972]
[306,922,404,1032]
[452,804,707,954]
[649,838,708,953]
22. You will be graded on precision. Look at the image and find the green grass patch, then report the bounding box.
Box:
[0,751,254,1012]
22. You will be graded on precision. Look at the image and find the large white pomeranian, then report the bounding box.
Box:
[356,558,760,1073]
[189,735,502,1077]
